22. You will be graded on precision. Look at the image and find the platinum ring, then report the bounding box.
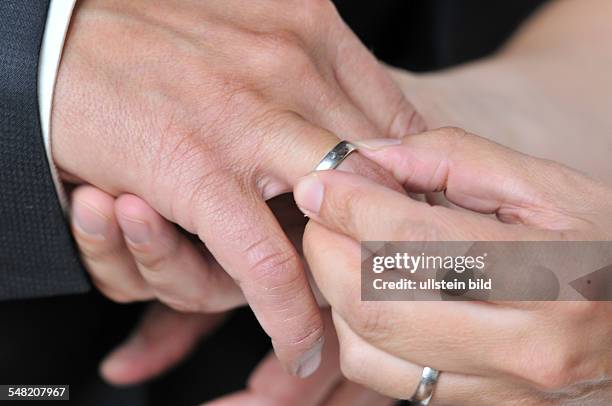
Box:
[314,141,358,171]
[408,367,440,406]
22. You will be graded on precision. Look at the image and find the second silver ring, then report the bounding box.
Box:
[408,367,440,406]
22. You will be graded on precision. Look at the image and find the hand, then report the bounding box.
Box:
[204,311,393,406]
[295,128,612,404]
[101,306,393,406]
[100,303,226,386]
[70,185,231,385]
[70,187,334,383]
[53,0,420,375]
[70,184,244,310]
[70,187,321,311]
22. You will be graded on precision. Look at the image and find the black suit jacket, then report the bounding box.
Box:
[0,0,89,300]
[0,1,546,405]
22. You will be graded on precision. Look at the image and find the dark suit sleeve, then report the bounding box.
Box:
[0,0,90,300]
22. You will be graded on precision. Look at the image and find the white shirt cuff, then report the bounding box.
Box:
[38,0,78,211]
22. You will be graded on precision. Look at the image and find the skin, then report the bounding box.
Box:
[203,311,393,406]
[296,129,612,405]
[52,0,419,377]
[65,0,612,402]
[392,0,612,183]
[101,305,393,406]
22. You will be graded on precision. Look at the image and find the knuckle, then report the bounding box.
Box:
[240,236,325,349]
[77,244,104,264]
[518,339,588,391]
[172,165,233,230]
[253,32,317,81]
[434,126,468,142]
[345,301,389,340]
[259,29,304,53]
[247,109,298,159]
[431,126,472,156]
[132,245,169,273]
[254,31,298,63]
[248,250,302,294]
[155,123,210,179]
[531,359,576,391]
[148,129,217,218]
[276,318,324,350]
[560,301,604,321]
[152,104,255,193]
[242,237,303,291]
[77,240,117,265]
[294,0,337,28]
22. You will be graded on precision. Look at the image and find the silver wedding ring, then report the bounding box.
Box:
[408,367,440,406]
[314,141,358,171]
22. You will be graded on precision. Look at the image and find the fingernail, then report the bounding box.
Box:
[354,138,402,150]
[73,201,108,239]
[294,175,324,216]
[121,217,151,245]
[296,338,324,378]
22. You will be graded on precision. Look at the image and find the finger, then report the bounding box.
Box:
[195,0,424,139]
[247,310,343,405]
[293,71,388,142]
[355,127,583,228]
[356,128,533,208]
[294,168,522,242]
[188,171,325,377]
[101,303,225,386]
[205,310,344,406]
[332,311,531,405]
[71,185,152,302]
[330,20,426,137]
[260,118,403,197]
[191,117,405,377]
[235,30,390,146]
[114,194,245,313]
[304,222,539,384]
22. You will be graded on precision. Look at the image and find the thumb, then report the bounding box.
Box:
[100,303,225,386]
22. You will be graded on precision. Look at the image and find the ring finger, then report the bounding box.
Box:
[333,312,537,405]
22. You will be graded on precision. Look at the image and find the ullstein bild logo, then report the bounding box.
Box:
[360,241,612,301]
